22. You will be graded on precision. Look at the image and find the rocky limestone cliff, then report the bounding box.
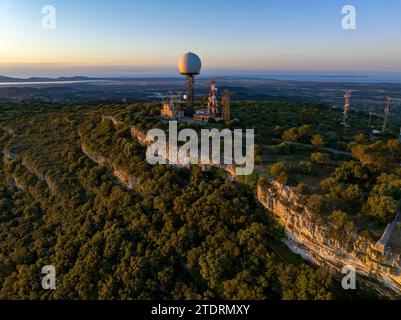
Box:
[2,145,57,193]
[80,142,138,191]
[257,180,401,295]
[113,169,139,190]
[21,159,45,181]
[104,115,401,294]
[104,116,238,177]
[101,116,124,127]
[2,148,17,163]
[81,143,107,166]
[130,126,147,145]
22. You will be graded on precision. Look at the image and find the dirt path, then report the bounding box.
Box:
[271,138,351,156]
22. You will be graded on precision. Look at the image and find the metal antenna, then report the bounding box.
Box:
[341,91,352,127]
[186,75,195,109]
[382,96,392,133]
[207,77,218,115]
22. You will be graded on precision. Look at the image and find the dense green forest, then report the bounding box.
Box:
[0,100,394,299]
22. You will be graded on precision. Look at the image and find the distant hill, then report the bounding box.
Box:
[0,76,18,82]
[0,75,93,83]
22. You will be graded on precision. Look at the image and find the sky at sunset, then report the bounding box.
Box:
[0,0,401,77]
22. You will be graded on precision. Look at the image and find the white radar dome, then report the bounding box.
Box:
[178,52,202,75]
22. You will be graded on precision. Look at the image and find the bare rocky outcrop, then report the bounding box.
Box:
[101,115,124,127]
[21,159,45,181]
[257,180,401,295]
[104,117,239,177]
[2,148,18,163]
[80,142,139,191]
[130,126,147,145]
[81,143,107,166]
[2,144,57,193]
[1,127,17,162]
[101,115,148,146]
[12,175,27,192]
[103,115,401,294]
[113,169,139,190]
[44,174,58,194]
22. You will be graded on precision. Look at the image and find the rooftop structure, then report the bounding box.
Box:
[160,92,185,120]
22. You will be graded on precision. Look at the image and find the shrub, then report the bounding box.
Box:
[269,162,290,185]
[311,152,330,166]
[299,160,313,174]
[282,128,299,142]
[311,134,325,147]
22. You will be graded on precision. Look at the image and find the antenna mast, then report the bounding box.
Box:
[382,96,392,133]
[341,91,352,127]
[207,78,218,115]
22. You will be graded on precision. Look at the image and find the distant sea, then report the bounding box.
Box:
[252,74,401,83]
[0,72,400,85]
[204,71,401,84]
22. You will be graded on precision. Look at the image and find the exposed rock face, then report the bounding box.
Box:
[101,116,238,177]
[130,126,147,145]
[102,116,148,146]
[81,142,138,191]
[376,213,401,255]
[13,175,27,192]
[2,149,17,163]
[113,169,139,190]
[11,173,53,194]
[257,180,401,295]
[103,115,401,294]
[123,120,238,177]
[21,159,45,181]
[44,174,57,194]
[2,146,56,193]
[101,116,124,127]
[81,143,107,166]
